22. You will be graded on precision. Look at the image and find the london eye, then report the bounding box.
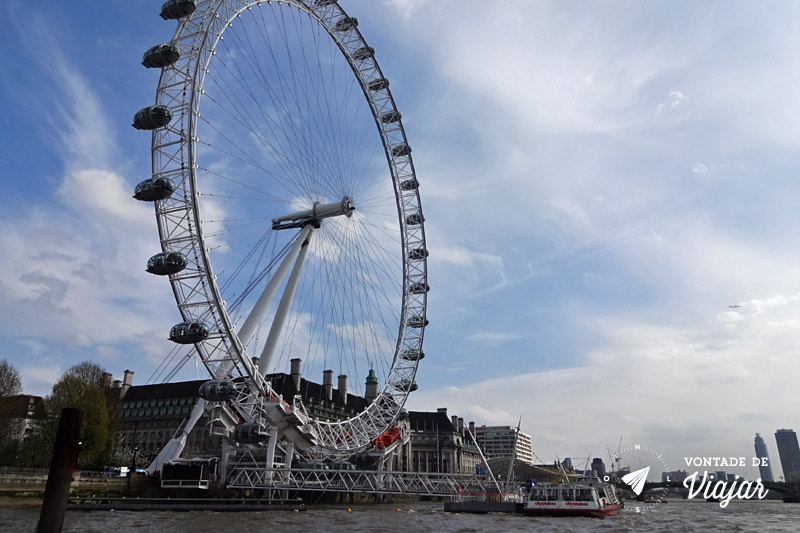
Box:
[132,0,428,459]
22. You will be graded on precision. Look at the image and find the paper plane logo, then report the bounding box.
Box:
[622,466,650,495]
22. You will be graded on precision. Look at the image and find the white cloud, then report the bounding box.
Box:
[0,14,177,393]
[657,90,686,115]
[432,245,503,270]
[382,0,434,21]
[467,331,525,345]
[20,361,62,395]
[411,299,800,479]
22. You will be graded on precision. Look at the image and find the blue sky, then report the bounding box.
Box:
[2,0,800,479]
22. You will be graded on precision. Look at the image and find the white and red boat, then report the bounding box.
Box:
[524,480,623,518]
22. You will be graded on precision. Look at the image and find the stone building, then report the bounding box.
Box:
[118,362,484,476]
[408,408,482,474]
[118,361,385,467]
[119,378,220,466]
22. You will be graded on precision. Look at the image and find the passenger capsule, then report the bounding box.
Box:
[400,348,425,361]
[367,78,390,91]
[408,247,428,261]
[408,281,430,294]
[397,379,418,392]
[391,144,411,157]
[405,212,424,225]
[199,379,238,401]
[352,46,374,61]
[407,315,428,328]
[160,0,197,20]
[397,408,410,420]
[380,110,401,124]
[234,422,269,444]
[146,251,188,276]
[133,176,176,201]
[333,16,358,32]
[399,178,419,191]
[132,105,173,130]
[142,43,180,68]
[169,321,210,344]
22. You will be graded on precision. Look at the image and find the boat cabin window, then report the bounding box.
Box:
[561,488,575,501]
[529,488,558,501]
[575,488,594,501]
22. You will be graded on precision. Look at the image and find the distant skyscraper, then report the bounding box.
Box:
[591,457,606,478]
[754,433,774,482]
[775,429,800,481]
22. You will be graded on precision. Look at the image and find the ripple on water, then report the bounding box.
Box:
[1,499,798,532]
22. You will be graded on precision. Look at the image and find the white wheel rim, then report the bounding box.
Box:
[146,0,427,454]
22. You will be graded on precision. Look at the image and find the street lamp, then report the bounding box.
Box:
[128,421,139,491]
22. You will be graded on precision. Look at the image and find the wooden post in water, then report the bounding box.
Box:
[37,407,83,533]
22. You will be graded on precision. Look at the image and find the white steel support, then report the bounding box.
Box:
[145,398,207,475]
[219,438,233,483]
[265,429,279,469]
[282,440,295,500]
[284,441,295,467]
[466,425,503,497]
[236,224,314,351]
[257,229,313,375]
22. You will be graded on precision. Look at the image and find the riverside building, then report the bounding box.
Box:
[474,425,534,465]
[407,408,482,474]
[754,433,775,482]
[775,428,800,481]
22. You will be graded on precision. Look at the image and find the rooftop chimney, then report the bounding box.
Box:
[451,415,458,430]
[121,369,134,399]
[469,421,475,436]
[101,372,112,388]
[290,358,302,391]
[323,370,333,401]
[437,407,448,417]
[338,374,348,406]
[458,417,464,435]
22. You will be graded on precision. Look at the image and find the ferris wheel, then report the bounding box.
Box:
[132,0,427,456]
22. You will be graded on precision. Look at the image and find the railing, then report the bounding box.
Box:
[226,466,522,497]
[161,478,210,489]
[453,492,526,503]
[0,467,49,475]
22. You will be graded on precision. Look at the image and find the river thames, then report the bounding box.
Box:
[2,500,799,532]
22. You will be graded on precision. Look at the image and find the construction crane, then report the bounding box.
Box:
[607,437,623,475]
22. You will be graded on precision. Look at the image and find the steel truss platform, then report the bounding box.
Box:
[226,467,518,497]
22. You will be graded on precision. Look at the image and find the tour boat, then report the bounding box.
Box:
[524,480,623,518]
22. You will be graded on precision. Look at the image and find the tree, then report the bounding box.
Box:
[0,359,24,464]
[24,361,116,469]
[64,361,108,388]
[0,359,22,398]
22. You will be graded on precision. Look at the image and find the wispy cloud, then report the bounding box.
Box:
[411,297,800,478]
[467,331,526,345]
[0,13,175,393]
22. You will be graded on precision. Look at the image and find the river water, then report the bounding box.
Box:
[2,500,798,532]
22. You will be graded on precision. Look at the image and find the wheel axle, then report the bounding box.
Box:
[271,197,354,230]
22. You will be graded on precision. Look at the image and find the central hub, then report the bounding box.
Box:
[272,197,355,230]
